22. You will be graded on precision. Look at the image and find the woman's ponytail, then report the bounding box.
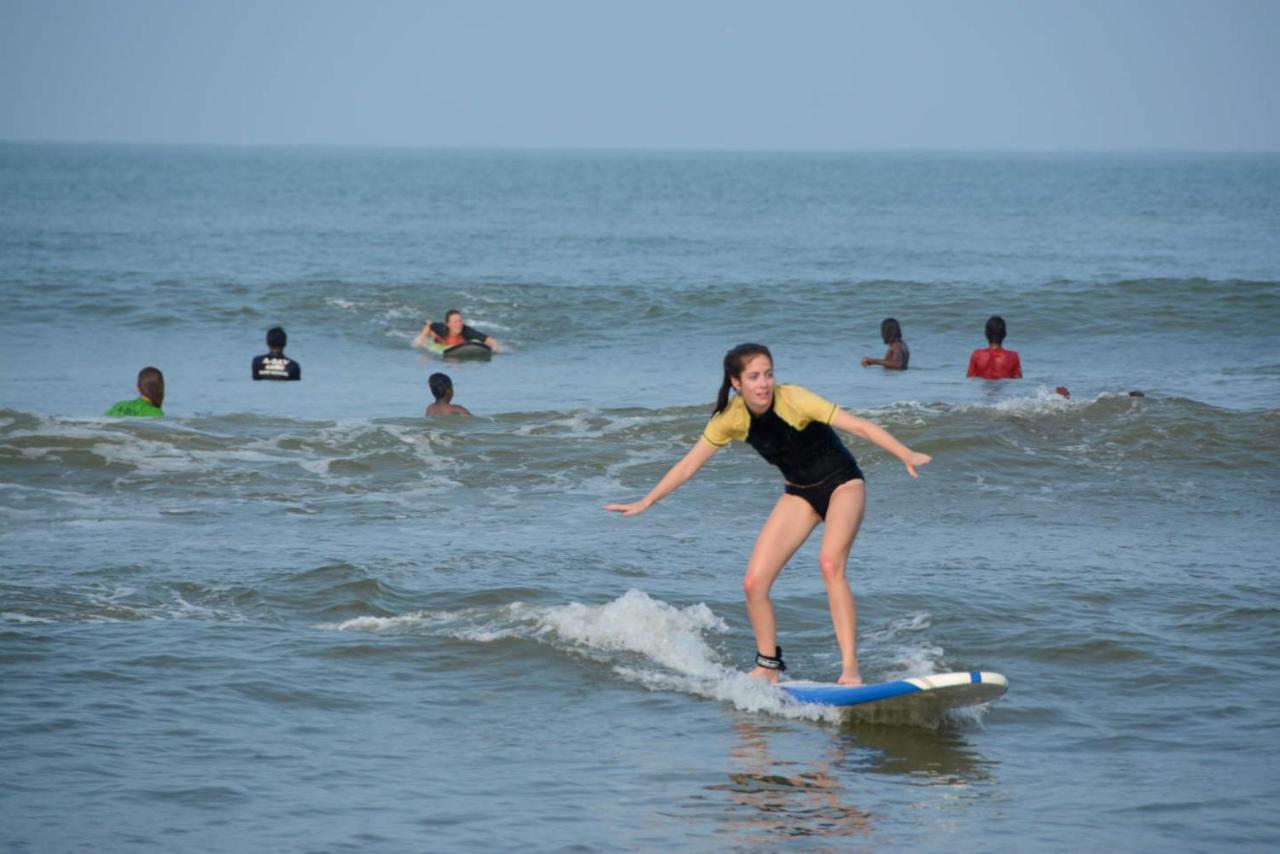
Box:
[713,374,733,415]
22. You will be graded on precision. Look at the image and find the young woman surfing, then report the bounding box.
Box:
[605,344,930,685]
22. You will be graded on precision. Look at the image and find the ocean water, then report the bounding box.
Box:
[1,144,1278,851]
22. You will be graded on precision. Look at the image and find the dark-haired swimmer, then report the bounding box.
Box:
[861,318,909,370]
[967,315,1022,380]
[605,344,930,686]
[425,373,472,417]
[252,326,301,381]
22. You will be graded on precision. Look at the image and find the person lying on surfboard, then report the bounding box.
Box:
[413,309,503,352]
[605,343,930,686]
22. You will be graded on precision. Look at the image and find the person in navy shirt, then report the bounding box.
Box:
[252,326,301,381]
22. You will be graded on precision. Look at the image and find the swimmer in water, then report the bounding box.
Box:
[104,367,165,417]
[966,315,1022,380]
[860,318,910,370]
[425,373,472,417]
[605,343,931,686]
[413,309,503,352]
[252,326,301,381]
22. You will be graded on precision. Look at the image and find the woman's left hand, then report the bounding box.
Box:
[604,500,649,516]
[903,451,931,478]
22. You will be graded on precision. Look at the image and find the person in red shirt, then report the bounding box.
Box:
[967,315,1022,380]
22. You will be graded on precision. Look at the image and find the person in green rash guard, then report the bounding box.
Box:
[104,367,165,417]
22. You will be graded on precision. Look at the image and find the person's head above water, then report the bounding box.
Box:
[137,366,164,408]
[444,309,464,337]
[428,372,453,401]
[715,343,773,414]
[266,326,287,351]
[881,318,903,344]
[984,315,1008,345]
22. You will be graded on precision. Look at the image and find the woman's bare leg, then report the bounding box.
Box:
[743,494,820,682]
[818,480,867,685]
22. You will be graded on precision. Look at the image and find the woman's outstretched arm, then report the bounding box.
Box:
[604,438,720,516]
[831,409,931,477]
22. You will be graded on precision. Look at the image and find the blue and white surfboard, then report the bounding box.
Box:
[781,671,1008,710]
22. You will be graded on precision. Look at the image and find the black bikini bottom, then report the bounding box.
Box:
[784,463,864,520]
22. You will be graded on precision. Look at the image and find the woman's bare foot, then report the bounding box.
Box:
[750,666,780,684]
[836,670,863,686]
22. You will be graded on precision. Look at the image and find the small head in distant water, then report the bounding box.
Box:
[984,315,1007,345]
[266,326,287,351]
[881,318,902,344]
[444,309,465,338]
[137,366,165,408]
[428,372,453,402]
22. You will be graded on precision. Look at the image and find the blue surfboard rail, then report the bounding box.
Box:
[780,679,920,706]
[779,671,1006,709]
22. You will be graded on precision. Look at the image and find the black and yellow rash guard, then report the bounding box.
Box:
[701,385,859,486]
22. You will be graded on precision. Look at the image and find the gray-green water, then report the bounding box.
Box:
[2,145,1278,851]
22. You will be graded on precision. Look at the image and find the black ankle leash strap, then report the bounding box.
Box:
[755,645,786,672]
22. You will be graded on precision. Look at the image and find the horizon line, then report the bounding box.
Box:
[2,137,1277,156]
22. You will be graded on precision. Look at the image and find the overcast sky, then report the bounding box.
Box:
[2,0,1277,150]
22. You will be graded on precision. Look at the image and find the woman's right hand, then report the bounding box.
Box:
[412,321,432,349]
[602,441,714,518]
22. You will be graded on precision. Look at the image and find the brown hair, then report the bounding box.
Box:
[714,343,772,414]
[137,367,164,408]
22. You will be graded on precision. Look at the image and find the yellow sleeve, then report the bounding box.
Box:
[778,385,839,428]
[701,397,747,446]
